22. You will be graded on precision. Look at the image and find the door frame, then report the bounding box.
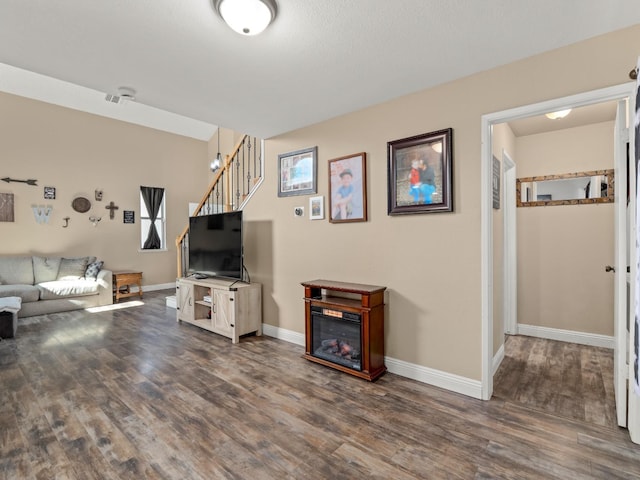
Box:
[502,151,517,336]
[480,82,635,401]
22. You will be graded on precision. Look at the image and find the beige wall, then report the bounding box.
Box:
[515,121,615,335]
[492,123,517,354]
[0,92,210,285]
[243,25,639,380]
[1,24,637,383]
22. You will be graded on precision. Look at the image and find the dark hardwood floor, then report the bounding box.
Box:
[1,291,639,479]
[493,335,617,429]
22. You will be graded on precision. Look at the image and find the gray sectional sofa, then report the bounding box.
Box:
[0,256,113,317]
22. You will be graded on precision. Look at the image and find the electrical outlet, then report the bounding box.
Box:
[294,206,304,217]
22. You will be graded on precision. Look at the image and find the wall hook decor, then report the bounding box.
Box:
[89,215,102,227]
[95,189,103,201]
[62,217,70,228]
[2,177,37,186]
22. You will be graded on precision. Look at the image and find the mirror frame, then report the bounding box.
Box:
[516,169,614,207]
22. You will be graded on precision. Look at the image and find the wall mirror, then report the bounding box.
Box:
[516,169,614,207]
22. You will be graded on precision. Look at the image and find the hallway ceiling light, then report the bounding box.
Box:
[213,0,277,36]
[545,109,572,120]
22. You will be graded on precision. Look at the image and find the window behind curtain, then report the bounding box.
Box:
[140,188,166,249]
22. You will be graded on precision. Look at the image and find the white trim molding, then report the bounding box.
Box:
[517,324,614,349]
[492,343,505,376]
[262,324,305,346]
[262,324,483,399]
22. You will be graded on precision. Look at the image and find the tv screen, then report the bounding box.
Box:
[188,211,243,280]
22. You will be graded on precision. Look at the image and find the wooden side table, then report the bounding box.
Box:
[113,271,143,302]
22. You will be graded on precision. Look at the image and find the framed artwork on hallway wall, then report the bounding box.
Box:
[277,146,317,197]
[387,128,453,215]
[328,152,367,223]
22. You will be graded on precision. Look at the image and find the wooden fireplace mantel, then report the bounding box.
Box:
[301,279,386,381]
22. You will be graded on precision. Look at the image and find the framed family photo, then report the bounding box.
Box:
[387,128,453,215]
[278,146,317,197]
[328,152,367,223]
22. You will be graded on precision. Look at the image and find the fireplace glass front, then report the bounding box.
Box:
[311,306,361,371]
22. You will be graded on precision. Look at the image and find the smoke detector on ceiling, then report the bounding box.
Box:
[105,86,136,104]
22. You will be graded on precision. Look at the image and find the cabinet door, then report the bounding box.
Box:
[177,282,194,321]
[212,290,234,336]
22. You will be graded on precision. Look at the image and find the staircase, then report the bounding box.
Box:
[175,134,264,278]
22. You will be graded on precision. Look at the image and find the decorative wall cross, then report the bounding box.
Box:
[105,201,119,219]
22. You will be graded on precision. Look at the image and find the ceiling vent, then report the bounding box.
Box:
[105,87,136,105]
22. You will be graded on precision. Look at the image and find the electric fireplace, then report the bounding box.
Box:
[302,279,386,381]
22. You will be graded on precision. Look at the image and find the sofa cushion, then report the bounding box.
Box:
[33,256,62,284]
[85,260,104,280]
[0,257,34,285]
[0,284,40,303]
[57,257,91,281]
[37,280,99,300]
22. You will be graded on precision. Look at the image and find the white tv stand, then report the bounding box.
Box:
[176,276,262,343]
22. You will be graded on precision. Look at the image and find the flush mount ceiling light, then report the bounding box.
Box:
[545,109,571,120]
[213,0,277,36]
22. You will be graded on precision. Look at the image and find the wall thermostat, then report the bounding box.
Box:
[294,206,304,217]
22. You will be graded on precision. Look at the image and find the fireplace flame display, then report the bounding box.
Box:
[311,306,362,371]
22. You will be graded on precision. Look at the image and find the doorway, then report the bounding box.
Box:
[480,83,635,430]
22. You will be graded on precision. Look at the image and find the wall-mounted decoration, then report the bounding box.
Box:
[105,201,119,219]
[309,196,324,220]
[44,186,56,200]
[71,197,91,213]
[89,215,102,227]
[277,146,317,197]
[95,190,103,201]
[0,193,15,222]
[1,177,37,186]
[492,156,501,210]
[32,205,53,224]
[329,152,367,223]
[387,128,453,215]
[123,210,135,224]
[62,217,70,228]
[516,169,614,207]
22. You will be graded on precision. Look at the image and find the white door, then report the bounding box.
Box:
[629,59,640,443]
[614,99,629,427]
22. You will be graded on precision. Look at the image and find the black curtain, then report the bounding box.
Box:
[141,186,165,249]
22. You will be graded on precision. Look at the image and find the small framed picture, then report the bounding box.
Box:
[329,152,367,223]
[123,210,135,224]
[309,196,324,220]
[278,146,317,197]
[44,186,56,200]
[387,128,453,215]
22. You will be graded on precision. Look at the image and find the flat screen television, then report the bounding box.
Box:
[188,211,243,280]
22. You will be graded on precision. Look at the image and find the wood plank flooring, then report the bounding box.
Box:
[1,291,639,479]
[493,335,617,429]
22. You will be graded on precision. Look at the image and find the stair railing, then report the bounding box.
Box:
[176,134,264,277]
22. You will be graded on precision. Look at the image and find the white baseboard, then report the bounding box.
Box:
[262,324,482,399]
[261,324,305,346]
[517,324,614,349]
[492,343,505,375]
[132,282,176,293]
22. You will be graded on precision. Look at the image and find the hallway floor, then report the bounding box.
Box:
[493,335,617,429]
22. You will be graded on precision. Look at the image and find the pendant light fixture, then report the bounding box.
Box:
[213,0,277,36]
[210,129,222,172]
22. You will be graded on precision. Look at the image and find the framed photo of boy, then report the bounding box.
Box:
[387,128,453,215]
[278,146,317,197]
[328,152,367,223]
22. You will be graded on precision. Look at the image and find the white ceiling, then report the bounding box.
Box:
[1,1,639,140]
